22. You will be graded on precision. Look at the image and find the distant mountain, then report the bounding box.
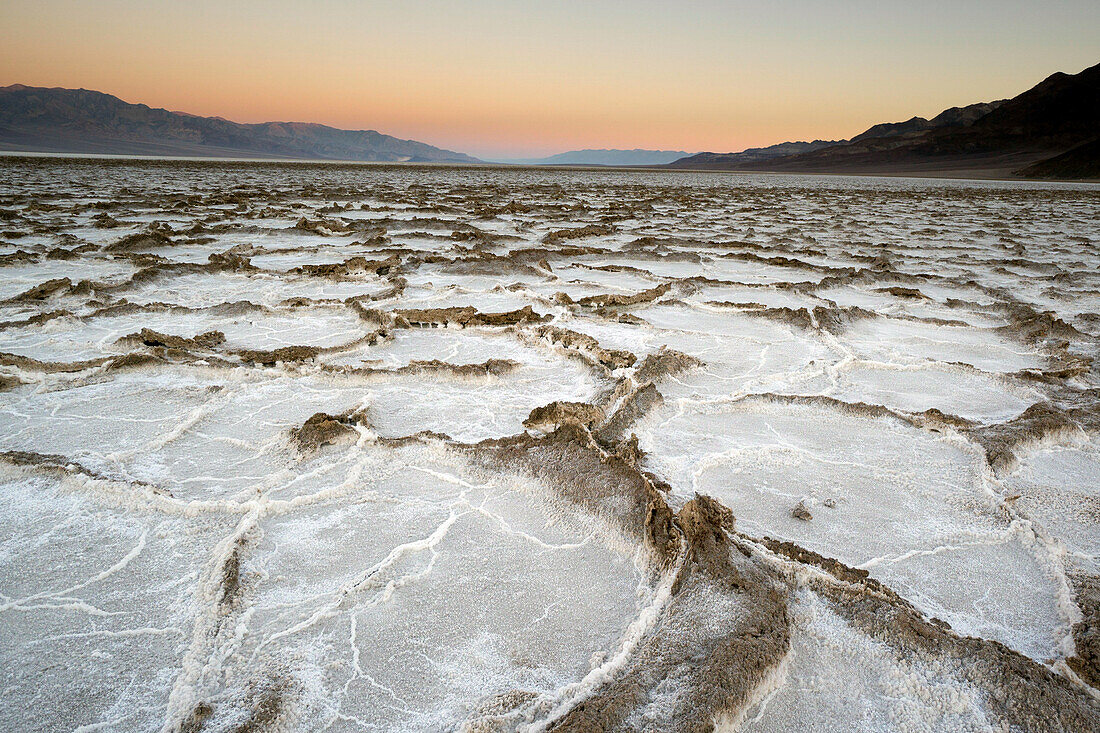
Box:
[919,65,1099,157]
[845,101,1006,144]
[0,85,480,163]
[501,149,694,166]
[670,100,1006,172]
[669,102,1004,171]
[667,140,840,169]
[666,62,1100,179]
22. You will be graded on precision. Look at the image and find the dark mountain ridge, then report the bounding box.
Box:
[668,139,841,169]
[668,101,1004,171]
[0,85,480,163]
[667,62,1100,178]
[847,101,1007,143]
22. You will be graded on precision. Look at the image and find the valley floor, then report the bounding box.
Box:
[1,158,1098,731]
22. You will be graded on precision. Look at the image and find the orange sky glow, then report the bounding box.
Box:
[2,1,1097,159]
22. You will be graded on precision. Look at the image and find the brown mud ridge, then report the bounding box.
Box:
[113,329,323,368]
[0,350,116,374]
[289,409,371,454]
[1067,572,1100,689]
[5,277,75,303]
[393,305,548,328]
[289,254,399,278]
[742,392,974,432]
[525,324,637,372]
[710,303,878,334]
[292,216,354,235]
[458,416,1100,731]
[468,422,681,563]
[596,382,662,445]
[759,538,1100,730]
[543,224,616,243]
[117,328,227,351]
[104,230,176,252]
[318,356,521,381]
[524,401,606,430]
[0,449,169,495]
[545,495,791,733]
[517,346,698,442]
[395,357,519,377]
[744,390,1100,475]
[567,283,672,309]
[181,675,294,733]
[968,395,1100,473]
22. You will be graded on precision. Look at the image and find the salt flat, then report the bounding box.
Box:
[0,158,1098,732]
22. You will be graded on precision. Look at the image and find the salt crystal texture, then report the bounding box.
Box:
[0,160,1097,731]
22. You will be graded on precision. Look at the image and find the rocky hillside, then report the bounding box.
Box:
[0,85,480,163]
[668,62,1099,178]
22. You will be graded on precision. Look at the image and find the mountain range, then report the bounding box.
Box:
[496,149,694,166]
[667,139,843,169]
[0,85,479,163]
[2,62,1097,178]
[667,103,1006,170]
[667,62,1099,178]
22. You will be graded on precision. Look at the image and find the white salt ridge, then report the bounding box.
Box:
[0,304,367,362]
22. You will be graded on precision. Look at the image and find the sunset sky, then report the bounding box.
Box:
[2,1,1098,160]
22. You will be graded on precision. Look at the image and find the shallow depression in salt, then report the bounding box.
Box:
[201,447,647,732]
[122,270,394,308]
[0,304,368,362]
[0,471,239,733]
[741,589,999,733]
[634,398,1068,661]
